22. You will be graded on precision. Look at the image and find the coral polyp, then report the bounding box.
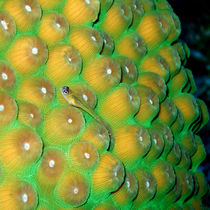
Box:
[0,0,209,209]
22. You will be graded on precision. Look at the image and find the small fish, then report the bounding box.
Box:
[60,86,114,149]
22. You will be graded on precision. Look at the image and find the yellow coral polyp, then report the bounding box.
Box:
[128,0,144,29]
[175,168,194,202]
[133,168,157,206]
[43,105,85,145]
[69,26,103,62]
[144,127,165,162]
[113,124,151,166]
[172,93,200,129]
[139,53,170,82]
[69,140,99,171]
[137,11,170,50]
[135,84,160,126]
[17,101,42,128]
[112,171,138,206]
[0,180,38,210]
[81,121,110,153]
[99,84,140,126]
[168,67,189,96]
[158,45,181,76]
[100,31,114,56]
[140,0,155,12]
[157,98,178,126]
[137,72,167,102]
[45,44,82,87]
[63,0,100,26]
[16,77,55,110]
[0,127,42,171]
[100,1,132,40]
[151,160,176,196]
[116,56,138,84]
[3,0,41,32]
[166,141,182,166]
[7,36,48,75]
[36,148,65,190]
[67,83,97,109]
[0,11,16,49]
[0,62,16,91]
[82,56,121,94]
[159,10,181,43]
[116,32,146,64]
[38,13,69,45]
[0,92,17,126]
[92,153,125,195]
[152,122,174,157]
[55,171,90,207]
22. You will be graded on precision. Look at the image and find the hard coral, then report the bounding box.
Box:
[0,0,209,209]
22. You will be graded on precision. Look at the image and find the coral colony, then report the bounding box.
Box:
[0,0,209,209]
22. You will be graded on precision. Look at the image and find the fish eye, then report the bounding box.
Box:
[62,86,70,95]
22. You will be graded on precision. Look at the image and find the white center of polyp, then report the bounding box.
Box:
[22,193,28,203]
[56,23,61,28]
[68,118,73,124]
[24,143,30,151]
[121,8,125,15]
[1,20,8,30]
[0,104,5,111]
[91,35,96,41]
[98,133,103,138]
[67,56,72,63]
[85,0,90,5]
[125,65,129,73]
[149,99,153,105]
[1,72,8,80]
[49,160,55,168]
[29,113,34,118]
[153,138,157,144]
[41,87,47,94]
[129,94,133,101]
[84,152,90,159]
[136,41,139,47]
[73,187,79,194]
[82,94,88,101]
[126,180,130,188]
[146,181,150,188]
[32,47,38,55]
[107,68,112,75]
[139,136,143,142]
[134,3,137,9]
[25,5,32,12]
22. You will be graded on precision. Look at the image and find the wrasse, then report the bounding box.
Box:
[60,86,114,150]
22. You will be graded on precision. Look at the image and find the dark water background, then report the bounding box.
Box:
[168,0,210,206]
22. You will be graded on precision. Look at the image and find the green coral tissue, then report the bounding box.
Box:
[0,0,209,209]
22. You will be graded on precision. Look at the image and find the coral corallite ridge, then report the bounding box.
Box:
[0,0,209,209]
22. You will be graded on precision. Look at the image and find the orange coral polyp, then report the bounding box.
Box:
[0,92,17,126]
[3,0,41,32]
[0,62,16,91]
[0,127,42,171]
[45,44,82,87]
[38,13,69,45]
[0,11,16,49]
[63,0,100,26]
[44,105,85,145]
[7,36,48,75]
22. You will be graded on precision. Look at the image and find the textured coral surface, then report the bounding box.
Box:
[0,0,209,209]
